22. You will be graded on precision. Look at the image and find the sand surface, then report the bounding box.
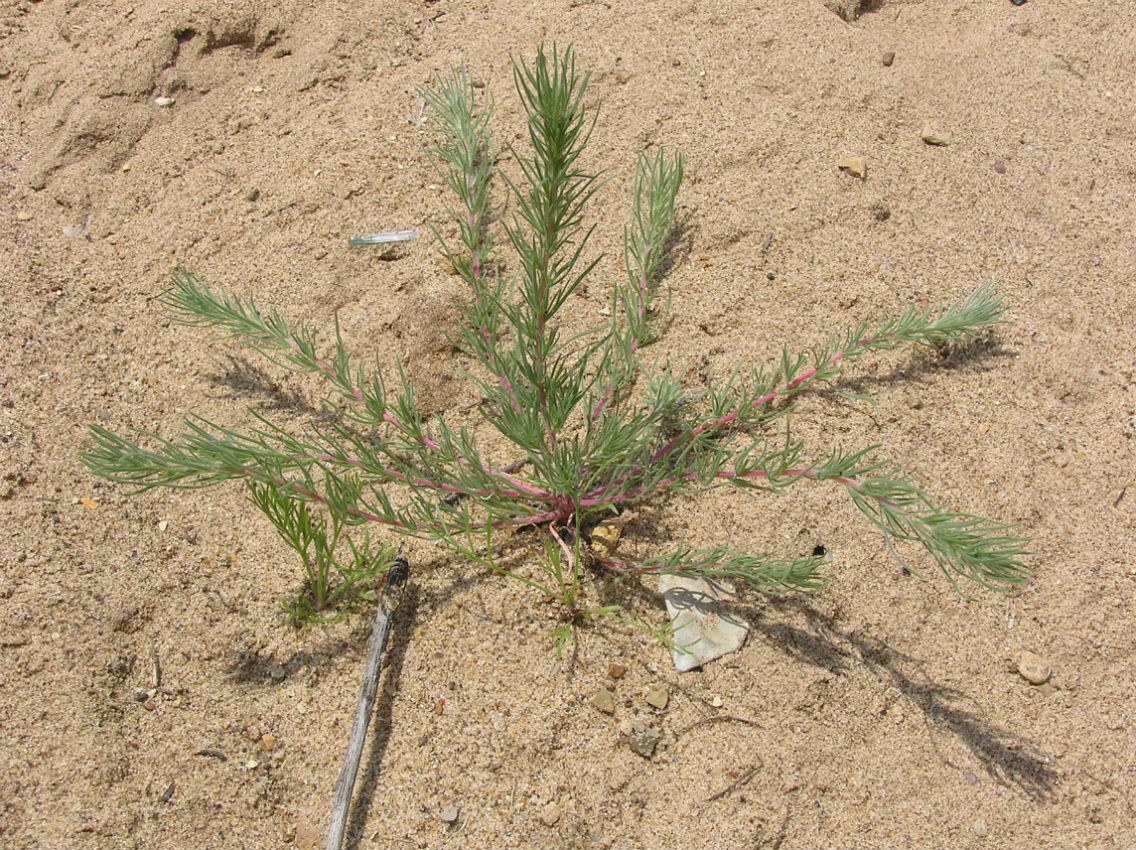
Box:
[3,1,1135,847]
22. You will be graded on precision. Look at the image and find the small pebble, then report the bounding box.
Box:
[293,818,322,849]
[438,805,459,824]
[1016,650,1052,685]
[710,695,724,708]
[972,818,988,837]
[882,51,895,66]
[15,210,33,221]
[608,663,627,679]
[539,803,561,826]
[837,156,867,179]
[921,124,950,146]
[645,686,669,710]
[591,688,616,714]
[154,96,175,107]
[260,733,277,752]
[993,160,1006,174]
[628,725,661,758]
[589,517,623,559]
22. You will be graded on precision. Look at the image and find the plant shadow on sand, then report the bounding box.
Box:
[754,595,1058,802]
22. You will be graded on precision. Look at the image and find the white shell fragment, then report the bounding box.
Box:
[154,96,175,107]
[347,230,418,246]
[659,575,749,672]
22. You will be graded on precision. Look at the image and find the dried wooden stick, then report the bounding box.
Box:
[326,556,408,850]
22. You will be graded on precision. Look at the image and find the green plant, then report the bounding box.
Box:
[249,482,394,623]
[82,45,1029,638]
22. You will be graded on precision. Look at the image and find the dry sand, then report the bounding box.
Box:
[2,0,1135,847]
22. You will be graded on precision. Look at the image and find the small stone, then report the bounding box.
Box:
[710,695,724,708]
[1016,650,1051,685]
[628,726,661,758]
[591,688,616,714]
[645,686,669,710]
[158,519,168,532]
[921,124,950,146]
[260,733,277,752]
[15,210,33,221]
[433,698,445,715]
[438,805,459,824]
[589,517,625,559]
[293,817,323,850]
[823,0,864,21]
[245,758,259,769]
[837,156,867,179]
[972,819,988,838]
[882,51,895,67]
[539,803,561,826]
[154,96,175,107]
[608,663,627,680]
[993,160,1006,174]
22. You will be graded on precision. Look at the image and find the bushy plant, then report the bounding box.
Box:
[83,45,1029,633]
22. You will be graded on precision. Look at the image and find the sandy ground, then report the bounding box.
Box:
[3,0,1135,847]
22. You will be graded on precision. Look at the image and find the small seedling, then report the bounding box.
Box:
[83,45,1029,640]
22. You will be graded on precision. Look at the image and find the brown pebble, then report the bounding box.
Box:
[433,698,446,715]
[994,160,1006,174]
[882,51,895,67]
[608,663,627,679]
[260,733,277,752]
